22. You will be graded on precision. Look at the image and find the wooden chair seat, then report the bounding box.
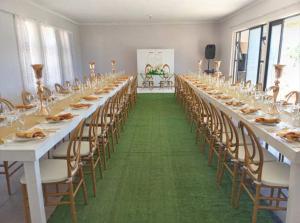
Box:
[226,145,276,163]
[20,159,75,184]
[52,141,93,158]
[248,161,289,187]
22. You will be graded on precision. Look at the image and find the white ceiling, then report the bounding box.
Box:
[27,0,258,24]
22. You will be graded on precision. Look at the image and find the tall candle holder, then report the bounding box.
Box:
[271,64,285,103]
[111,60,116,73]
[198,60,203,75]
[89,61,97,87]
[32,64,49,116]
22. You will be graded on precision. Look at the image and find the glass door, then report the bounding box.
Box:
[245,25,263,84]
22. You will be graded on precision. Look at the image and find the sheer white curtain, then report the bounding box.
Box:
[40,25,62,87]
[15,16,43,93]
[16,16,75,90]
[59,30,75,82]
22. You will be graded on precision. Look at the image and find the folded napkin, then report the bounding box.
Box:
[277,130,300,141]
[255,117,280,124]
[103,87,114,91]
[15,104,36,110]
[218,95,233,100]
[60,89,71,94]
[82,95,99,101]
[16,128,46,139]
[46,113,74,121]
[240,107,260,114]
[70,103,92,109]
[203,87,214,91]
[225,101,245,107]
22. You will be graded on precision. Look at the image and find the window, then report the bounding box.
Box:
[41,25,62,86]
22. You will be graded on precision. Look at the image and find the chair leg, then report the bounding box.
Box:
[217,152,226,186]
[252,184,261,223]
[107,139,111,159]
[96,146,103,178]
[21,184,30,223]
[208,138,215,166]
[69,182,77,223]
[4,161,12,195]
[89,158,97,197]
[79,167,88,205]
[231,161,239,207]
[236,169,245,208]
[101,142,107,170]
[110,127,115,152]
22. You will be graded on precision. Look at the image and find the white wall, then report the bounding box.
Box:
[218,0,300,76]
[0,0,82,103]
[79,23,219,75]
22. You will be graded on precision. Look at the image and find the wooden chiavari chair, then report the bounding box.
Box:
[21,120,88,223]
[236,121,289,223]
[52,108,103,197]
[55,83,68,94]
[0,97,23,195]
[218,111,276,207]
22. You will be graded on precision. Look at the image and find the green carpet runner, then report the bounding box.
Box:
[49,94,274,223]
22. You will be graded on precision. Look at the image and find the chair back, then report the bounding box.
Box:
[67,119,85,177]
[285,91,300,105]
[209,103,223,137]
[239,121,264,181]
[88,107,101,153]
[100,99,111,135]
[220,110,240,158]
[55,83,66,93]
[0,98,15,113]
[201,99,213,131]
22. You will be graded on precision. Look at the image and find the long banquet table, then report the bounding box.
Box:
[0,78,130,223]
[183,76,300,223]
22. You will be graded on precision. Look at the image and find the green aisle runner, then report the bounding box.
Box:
[49,94,274,223]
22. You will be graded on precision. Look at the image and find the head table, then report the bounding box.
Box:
[181,74,300,223]
[0,77,131,223]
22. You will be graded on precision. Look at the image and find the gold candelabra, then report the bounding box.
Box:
[32,64,49,116]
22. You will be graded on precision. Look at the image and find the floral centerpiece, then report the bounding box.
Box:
[146,64,166,76]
